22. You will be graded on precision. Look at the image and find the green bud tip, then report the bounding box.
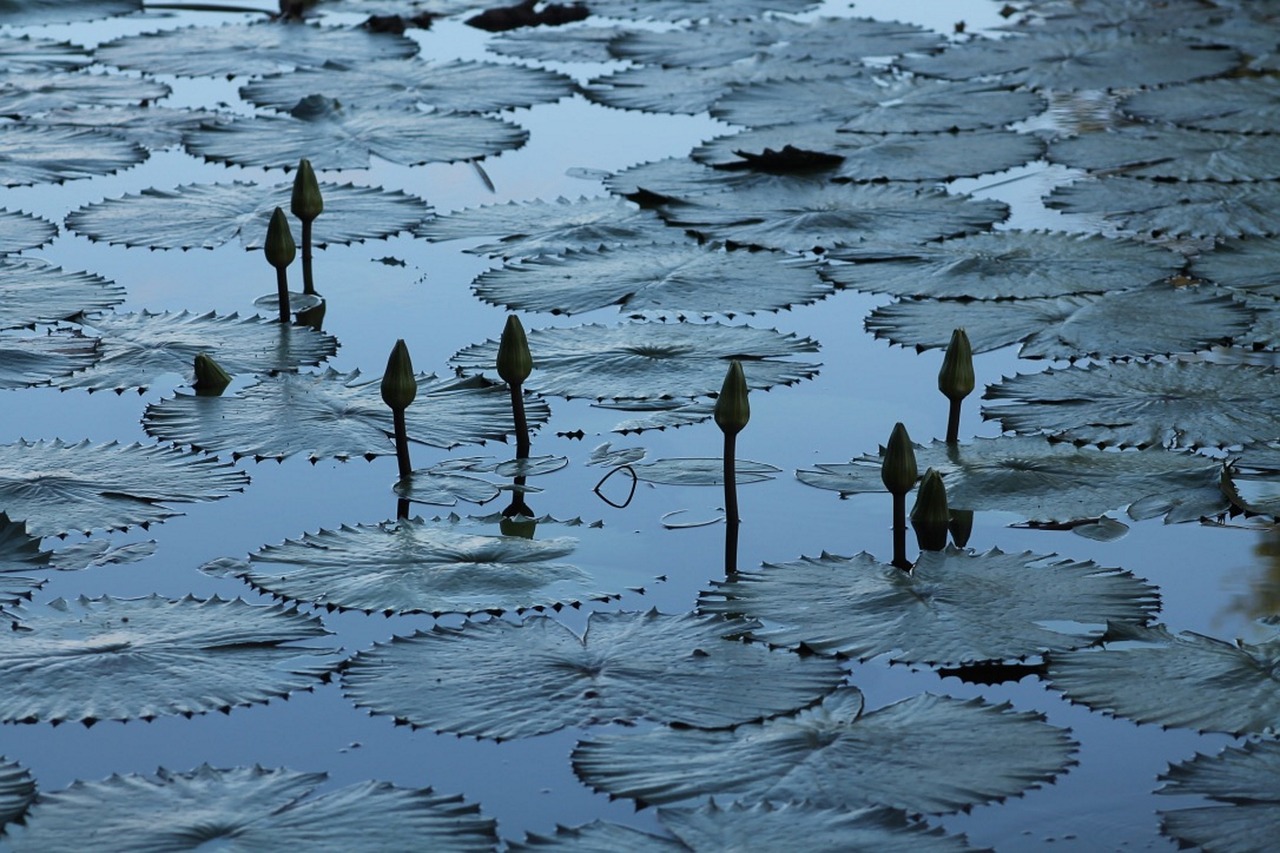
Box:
[381,339,417,411]
[881,421,918,496]
[714,360,750,436]
[497,315,533,386]
[938,327,975,402]
[193,352,231,396]
[291,159,323,222]
[264,206,296,270]
[910,468,951,552]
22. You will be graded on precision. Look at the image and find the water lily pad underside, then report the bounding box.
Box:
[0,259,124,329]
[0,595,338,724]
[1047,127,1280,181]
[5,765,497,852]
[1158,740,1280,853]
[700,547,1158,666]
[451,321,820,401]
[573,687,1077,813]
[0,438,249,538]
[1045,178,1280,239]
[0,209,57,254]
[0,124,146,187]
[343,610,844,739]
[1121,76,1280,133]
[0,757,34,829]
[0,331,99,389]
[0,70,169,117]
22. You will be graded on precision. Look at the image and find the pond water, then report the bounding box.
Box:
[0,0,1276,849]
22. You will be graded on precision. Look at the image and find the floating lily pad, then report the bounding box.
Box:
[488,25,623,63]
[0,35,90,71]
[573,687,1077,813]
[5,765,497,852]
[47,539,157,573]
[0,259,124,330]
[590,0,818,21]
[451,321,820,401]
[606,156,810,204]
[393,465,501,507]
[343,610,844,739]
[0,512,48,569]
[1190,236,1280,299]
[1158,740,1280,853]
[600,399,715,433]
[1047,620,1280,735]
[630,457,779,485]
[0,595,338,724]
[823,231,1185,299]
[144,369,546,462]
[1046,177,1280,239]
[0,330,98,389]
[1048,126,1280,182]
[0,574,42,610]
[700,546,1158,665]
[0,757,34,829]
[0,124,146,186]
[0,70,170,116]
[983,361,1280,449]
[510,819,683,852]
[1121,77,1280,133]
[0,438,249,538]
[472,244,831,316]
[0,0,139,26]
[585,61,831,116]
[0,209,57,254]
[58,310,337,394]
[29,105,232,152]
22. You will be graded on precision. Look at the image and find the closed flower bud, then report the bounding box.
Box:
[264,206,296,270]
[938,327,975,402]
[381,339,417,411]
[291,158,324,222]
[497,315,533,386]
[910,468,951,552]
[193,352,231,396]
[881,422,917,496]
[714,360,750,436]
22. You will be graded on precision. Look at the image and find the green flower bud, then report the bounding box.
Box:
[938,327,975,402]
[264,206,296,270]
[910,468,951,552]
[381,339,417,411]
[497,315,533,386]
[714,360,750,436]
[193,352,231,396]
[291,158,323,222]
[880,422,917,496]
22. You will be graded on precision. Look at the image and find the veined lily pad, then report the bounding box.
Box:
[630,457,780,485]
[1047,127,1280,182]
[29,105,232,152]
[1045,177,1280,239]
[144,369,547,461]
[0,330,98,389]
[0,35,90,71]
[1047,620,1280,735]
[606,156,813,204]
[0,757,34,829]
[510,820,684,852]
[451,321,820,401]
[1158,740,1280,853]
[1191,236,1280,299]
[585,61,831,116]
[5,765,497,852]
[573,687,1077,812]
[0,70,169,116]
[0,209,57,254]
[343,610,844,739]
[393,464,501,507]
[0,124,146,187]
[0,595,338,724]
[1122,77,1280,133]
[700,547,1159,665]
[488,25,623,63]
[0,0,138,26]
[472,244,831,316]
[0,438,249,538]
[983,361,1280,449]
[58,310,338,394]
[0,259,123,329]
[67,180,430,250]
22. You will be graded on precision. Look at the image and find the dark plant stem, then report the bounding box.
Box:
[946,398,962,445]
[724,431,739,576]
[509,381,530,460]
[300,219,316,296]
[392,407,411,480]
[275,267,290,323]
[396,497,410,520]
[892,493,909,571]
[502,481,533,518]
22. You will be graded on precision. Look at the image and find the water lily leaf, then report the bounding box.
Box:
[0,438,250,538]
[1045,177,1280,239]
[0,575,42,610]
[1003,0,1222,36]
[451,321,820,401]
[601,399,715,433]
[241,58,574,113]
[983,361,1280,449]
[0,757,34,829]
[572,687,1077,813]
[0,259,124,330]
[796,435,1227,525]
[0,70,170,116]
[1122,77,1280,133]
[659,180,1009,252]
[184,96,527,170]
[585,61,831,116]
[0,594,338,724]
[144,369,544,461]
[393,468,501,507]
[47,539,157,572]
[67,180,429,250]
[343,610,844,739]
[57,310,337,394]
[824,231,1185,299]
[1158,740,1280,853]
[606,156,812,205]
[866,282,1251,360]
[0,0,138,26]
[95,21,419,78]
[28,105,231,152]
[587,443,647,468]
[473,245,831,316]
[1047,621,1280,735]
[510,819,683,851]
[0,35,91,71]
[1048,126,1280,181]
[1191,236,1280,299]
[899,31,1238,90]
[488,25,623,63]
[0,330,98,389]
[0,209,56,254]
[417,196,676,258]
[6,765,497,852]
[700,546,1159,665]
[589,0,818,21]
[0,124,146,186]
[630,457,779,485]
[0,512,48,568]
[238,515,628,616]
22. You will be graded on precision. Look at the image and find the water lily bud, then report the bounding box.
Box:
[497,315,533,386]
[910,468,951,552]
[938,327,975,402]
[381,339,417,411]
[291,158,323,222]
[264,206,296,270]
[881,422,917,496]
[714,360,750,436]
[949,508,974,548]
[193,352,231,396]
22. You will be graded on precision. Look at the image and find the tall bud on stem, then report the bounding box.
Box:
[911,468,951,553]
[939,327,974,445]
[264,206,296,323]
[881,422,917,571]
[291,159,323,296]
[381,339,417,481]
[498,315,533,461]
[715,360,749,575]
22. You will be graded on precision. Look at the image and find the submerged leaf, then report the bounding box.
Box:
[0,757,34,829]
[1158,740,1280,853]
[0,124,146,187]
[0,259,124,330]
[1045,178,1280,239]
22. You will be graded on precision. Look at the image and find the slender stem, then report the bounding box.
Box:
[724,431,739,576]
[396,497,410,520]
[392,407,411,480]
[509,381,530,460]
[274,267,290,323]
[502,479,533,518]
[946,398,962,445]
[300,218,316,296]
[891,493,909,571]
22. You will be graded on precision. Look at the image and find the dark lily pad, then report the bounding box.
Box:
[451,321,820,401]
[585,61,832,116]
[0,438,249,538]
[1121,77,1280,133]
[5,765,497,852]
[1158,740,1280,853]
[0,258,124,329]
[0,124,146,186]
[629,457,779,485]
[0,595,338,724]
[1048,127,1280,182]
[0,209,57,254]
[0,330,99,389]
[0,757,34,829]
[573,687,1077,812]
[607,156,829,205]
[1045,177,1280,240]
[0,35,91,71]
[0,0,139,26]
[28,105,232,152]
[343,610,844,739]
[700,546,1159,665]
[1191,236,1280,299]
[0,70,170,116]
[0,512,48,570]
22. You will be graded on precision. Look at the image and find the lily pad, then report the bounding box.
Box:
[0,595,338,724]
[573,687,1077,813]
[472,244,831,316]
[1121,77,1280,133]
[488,25,623,63]
[0,209,57,254]
[0,438,249,538]
[58,310,338,394]
[601,399,715,433]
[0,70,170,116]
[0,0,138,26]
[343,610,844,739]
[0,575,42,610]
[700,546,1159,665]
[393,465,501,507]
[1045,177,1280,239]
[1047,620,1280,735]
[1158,740,1280,853]
[1190,236,1280,299]
[630,457,780,485]
[585,61,832,116]
[29,105,232,152]
[606,156,811,204]
[0,259,124,330]
[0,35,91,71]
[144,369,546,462]
[67,180,430,250]
[0,330,99,389]
[450,321,820,401]
[0,124,146,186]
[983,361,1280,449]
[1048,126,1280,182]
[589,0,818,20]
[5,765,497,852]
[510,819,684,852]
[0,757,34,829]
